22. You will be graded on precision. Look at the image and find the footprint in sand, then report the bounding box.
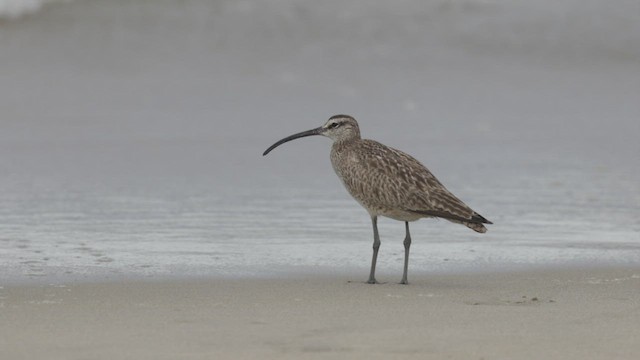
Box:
[465,296,555,306]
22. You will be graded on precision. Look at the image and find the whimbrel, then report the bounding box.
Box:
[263,115,492,284]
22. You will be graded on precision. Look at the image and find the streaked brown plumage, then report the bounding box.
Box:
[263,114,492,284]
[331,137,490,233]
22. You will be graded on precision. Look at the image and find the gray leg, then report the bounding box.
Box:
[367,216,380,284]
[400,221,411,285]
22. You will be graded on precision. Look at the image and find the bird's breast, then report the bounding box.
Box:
[330,147,361,182]
[330,147,387,213]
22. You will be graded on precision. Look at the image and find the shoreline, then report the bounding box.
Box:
[3,260,639,286]
[2,265,639,359]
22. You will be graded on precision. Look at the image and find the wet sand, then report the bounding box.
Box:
[2,266,639,360]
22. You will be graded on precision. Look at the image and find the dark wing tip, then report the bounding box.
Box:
[408,209,493,225]
[471,213,493,225]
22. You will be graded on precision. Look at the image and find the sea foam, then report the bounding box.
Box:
[0,0,71,19]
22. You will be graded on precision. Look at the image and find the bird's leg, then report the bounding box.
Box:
[400,221,411,285]
[367,216,380,284]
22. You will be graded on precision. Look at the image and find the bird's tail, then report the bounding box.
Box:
[410,208,493,233]
[464,212,492,233]
[464,222,488,233]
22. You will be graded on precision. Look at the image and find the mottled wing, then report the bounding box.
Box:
[355,140,485,225]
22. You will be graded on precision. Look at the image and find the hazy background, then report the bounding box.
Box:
[1,0,638,283]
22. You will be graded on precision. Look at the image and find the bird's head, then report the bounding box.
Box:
[321,115,360,142]
[263,114,361,156]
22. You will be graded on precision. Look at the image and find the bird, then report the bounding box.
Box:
[263,115,492,284]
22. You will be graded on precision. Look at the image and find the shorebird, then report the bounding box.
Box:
[263,115,492,284]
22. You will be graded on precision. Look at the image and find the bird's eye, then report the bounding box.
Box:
[329,122,340,129]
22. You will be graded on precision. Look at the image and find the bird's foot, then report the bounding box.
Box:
[367,278,378,284]
[399,280,409,285]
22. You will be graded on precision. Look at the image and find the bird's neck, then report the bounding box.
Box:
[333,130,361,144]
[331,136,361,151]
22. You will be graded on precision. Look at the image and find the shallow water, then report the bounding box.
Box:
[1,0,638,283]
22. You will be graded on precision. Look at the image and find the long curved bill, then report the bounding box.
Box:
[262,127,323,156]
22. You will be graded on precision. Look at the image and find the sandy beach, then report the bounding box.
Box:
[2,266,639,360]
